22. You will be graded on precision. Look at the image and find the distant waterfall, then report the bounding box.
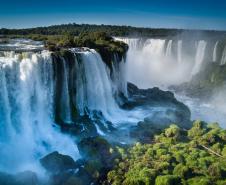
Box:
[117,38,195,88]
[0,51,78,172]
[213,41,219,62]
[165,40,172,57]
[111,53,128,99]
[177,40,182,64]
[117,37,226,88]
[221,46,226,65]
[191,40,207,75]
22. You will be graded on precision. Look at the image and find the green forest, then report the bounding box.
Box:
[1,23,225,37]
[103,121,226,185]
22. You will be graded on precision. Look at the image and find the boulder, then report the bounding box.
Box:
[40,151,77,174]
[78,137,115,169]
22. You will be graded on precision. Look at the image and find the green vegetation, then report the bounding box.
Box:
[105,121,226,185]
[1,23,225,37]
[74,31,128,68]
[4,31,128,68]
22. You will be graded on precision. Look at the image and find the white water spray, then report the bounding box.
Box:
[191,40,207,75]
[73,49,149,128]
[0,51,78,173]
[213,41,219,62]
[220,46,226,65]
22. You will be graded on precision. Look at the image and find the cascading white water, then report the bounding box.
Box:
[0,51,78,173]
[165,40,172,58]
[213,41,219,62]
[117,37,226,128]
[116,37,226,88]
[72,49,148,128]
[191,40,207,75]
[220,46,226,65]
[111,54,128,98]
[177,40,182,64]
[117,38,198,88]
[75,49,120,118]
[60,57,72,123]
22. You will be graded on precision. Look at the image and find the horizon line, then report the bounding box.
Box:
[1,22,226,32]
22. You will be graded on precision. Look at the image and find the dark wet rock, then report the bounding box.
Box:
[0,172,16,185]
[40,152,92,185]
[130,108,191,143]
[62,176,85,185]
[125,83,192,143]
[124,83,191,127]
[78,137,113,167]
[0,171,38,185]
[15,171,38,185]
[40,151,77,174]
[77,137,119,184]
[125,83,188,109]
[130,121,163,143]
[60,166,93,185]
[61,115,98,140]
[46,158,100,185]
[144,109,191,128]
[49,169,79,185]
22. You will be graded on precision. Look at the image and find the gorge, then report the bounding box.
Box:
[116,36,226,127]
[0,31,226,185]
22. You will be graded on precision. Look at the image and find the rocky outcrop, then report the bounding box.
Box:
[78,137,114,167]
[125,83,191,125]
[124,83,192,143]
[40,151,77,174]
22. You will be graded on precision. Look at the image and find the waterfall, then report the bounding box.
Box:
[73,49,144,126]
[111,53,128,99]
[177,40,182,64]
[220,46,226,65]
[114,37,142,50]
[213,41,219,62]
[191,40,207,75]
[117,38,194,88]
[74,49,119,118]
[165,40,172,57]
[59,57,72,123]
[0,51,78,173]
[117,37,221,88]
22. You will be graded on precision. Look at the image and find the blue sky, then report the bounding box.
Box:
[0,0,226,30]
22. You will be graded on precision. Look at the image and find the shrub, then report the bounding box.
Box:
[186,177,212,185]
[155,175,181,185]
[173,164,192,179]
